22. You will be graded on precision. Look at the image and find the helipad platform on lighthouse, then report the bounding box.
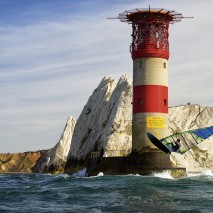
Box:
[117,8,183,23]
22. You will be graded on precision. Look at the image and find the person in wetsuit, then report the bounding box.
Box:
[172,139,181,152]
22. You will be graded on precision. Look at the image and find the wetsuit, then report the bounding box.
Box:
[172,142,180,152]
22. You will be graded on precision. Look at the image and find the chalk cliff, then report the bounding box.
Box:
[66,75,132,164]
[33,116,76,173]
[67,76,116,161]
[169,105,213,173]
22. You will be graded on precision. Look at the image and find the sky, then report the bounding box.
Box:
[0,0,212,153]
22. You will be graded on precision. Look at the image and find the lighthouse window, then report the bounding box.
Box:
[163,62,166,69]
[138,99,143,105]
[163,99,167,106]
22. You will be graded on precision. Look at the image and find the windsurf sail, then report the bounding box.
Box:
[160,126,213,154]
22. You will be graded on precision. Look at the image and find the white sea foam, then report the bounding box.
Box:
[187,170,213,177]
[56,174,69,179]
[127,174,141,176]
[201,170,213,176]
[97,172,104,176]
[87,172,104,178]
[153,171,174,179]
[186,173,201,177]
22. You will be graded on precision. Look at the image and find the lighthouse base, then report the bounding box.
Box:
[87,150,186,178]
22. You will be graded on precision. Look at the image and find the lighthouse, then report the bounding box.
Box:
[86,8,190,177]
[117,8,183,154]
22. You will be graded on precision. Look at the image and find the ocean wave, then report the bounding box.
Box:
[1,173,213,212]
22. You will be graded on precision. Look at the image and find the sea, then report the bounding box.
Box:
[0,171,213,213]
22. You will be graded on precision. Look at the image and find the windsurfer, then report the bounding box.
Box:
[171,139,181,152]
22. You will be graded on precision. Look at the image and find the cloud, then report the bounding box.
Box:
[0,0,212,153]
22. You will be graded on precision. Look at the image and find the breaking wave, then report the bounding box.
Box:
[153,171,174,179]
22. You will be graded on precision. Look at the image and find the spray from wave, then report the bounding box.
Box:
[187,170,213,177]
[72,168,87,177]
[153,171,174,179]
[201,170,213,176]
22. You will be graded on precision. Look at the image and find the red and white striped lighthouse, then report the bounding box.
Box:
[118,8,183,153]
